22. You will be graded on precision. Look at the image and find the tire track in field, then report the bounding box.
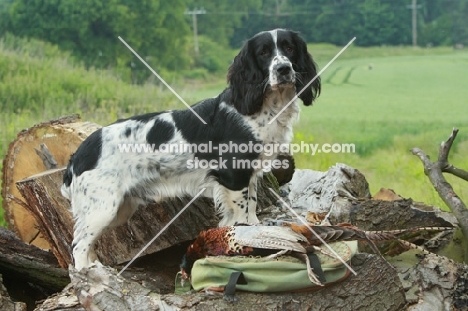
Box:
[342,66,357,84]
[323,66,342,84]
[323,66,358,85]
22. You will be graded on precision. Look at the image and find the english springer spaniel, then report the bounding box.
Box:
[62,29,321,270]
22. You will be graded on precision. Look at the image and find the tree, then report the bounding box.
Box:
[446,0,468,46]
[312,0,413,46]
[7,0,191,71]
[0,0,14,35]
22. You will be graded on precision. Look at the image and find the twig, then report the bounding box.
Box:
[411,128,468,261]
[438,129,468,182]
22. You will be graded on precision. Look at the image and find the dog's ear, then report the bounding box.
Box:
[227,40,264,115]
[292,32,321,106]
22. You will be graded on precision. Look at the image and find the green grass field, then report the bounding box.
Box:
[0,39,467,226]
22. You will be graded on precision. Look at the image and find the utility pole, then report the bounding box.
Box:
[412,0,417,47]
[184,8,206,56]
[407,0,421,47]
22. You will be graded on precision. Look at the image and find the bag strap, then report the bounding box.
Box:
[224,271,247,302]
[308,253,327,284]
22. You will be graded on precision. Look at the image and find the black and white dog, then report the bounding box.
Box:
[62,29,321,269]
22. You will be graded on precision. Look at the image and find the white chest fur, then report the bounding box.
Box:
[246,87,300,147]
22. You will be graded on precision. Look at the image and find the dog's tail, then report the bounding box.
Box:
[61,183,71,200]
[61,164,73,200]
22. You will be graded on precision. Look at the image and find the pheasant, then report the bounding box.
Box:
[180,223,453,286]
[180,224,324,284]
[181,223,369,285]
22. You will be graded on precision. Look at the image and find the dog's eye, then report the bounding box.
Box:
[286,46,294,54]
[260,50,270,57]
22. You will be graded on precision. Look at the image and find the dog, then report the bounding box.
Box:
[61,29,321,270]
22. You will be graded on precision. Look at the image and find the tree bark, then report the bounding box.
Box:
[16,168,76,267]
[405,253,468,310]
[349,198,457,231]
[411,128,468,260]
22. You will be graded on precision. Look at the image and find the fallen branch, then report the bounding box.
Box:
[411,128,468,260]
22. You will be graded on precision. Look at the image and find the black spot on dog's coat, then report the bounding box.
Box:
[63,129,103,186]
[146,119,175,149]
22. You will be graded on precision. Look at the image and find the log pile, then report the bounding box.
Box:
[0,118,467,310]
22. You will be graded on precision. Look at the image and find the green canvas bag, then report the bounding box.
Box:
[176,241,358,295]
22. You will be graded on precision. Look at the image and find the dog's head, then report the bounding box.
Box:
[227,29,321,115]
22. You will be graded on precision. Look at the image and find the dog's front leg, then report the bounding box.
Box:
[246,175,259,224]
[214,176,259,226]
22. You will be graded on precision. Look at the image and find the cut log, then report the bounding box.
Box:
[0,226,68,292]
[16,168,75,267]
[1,114,101,249]
[16,167,278,268]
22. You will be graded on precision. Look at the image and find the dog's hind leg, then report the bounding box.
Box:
[72,199,123,269]
[71,173,129,270]
[115,196,145,226]
[73,196,142,270]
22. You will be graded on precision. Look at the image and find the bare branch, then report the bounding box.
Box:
[437,128,468,182]
[411,147,433,173]
[411,129,468,260]
[438,128,458,163]
[442,165,468,182]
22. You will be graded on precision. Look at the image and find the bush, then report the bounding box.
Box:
[182,68,210,80]
[192,36,235,73]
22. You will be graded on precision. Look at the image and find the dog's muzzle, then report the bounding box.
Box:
[270,56,295,87]
[275,64,294,83]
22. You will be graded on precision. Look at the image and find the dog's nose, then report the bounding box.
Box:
[276,64,291,76]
